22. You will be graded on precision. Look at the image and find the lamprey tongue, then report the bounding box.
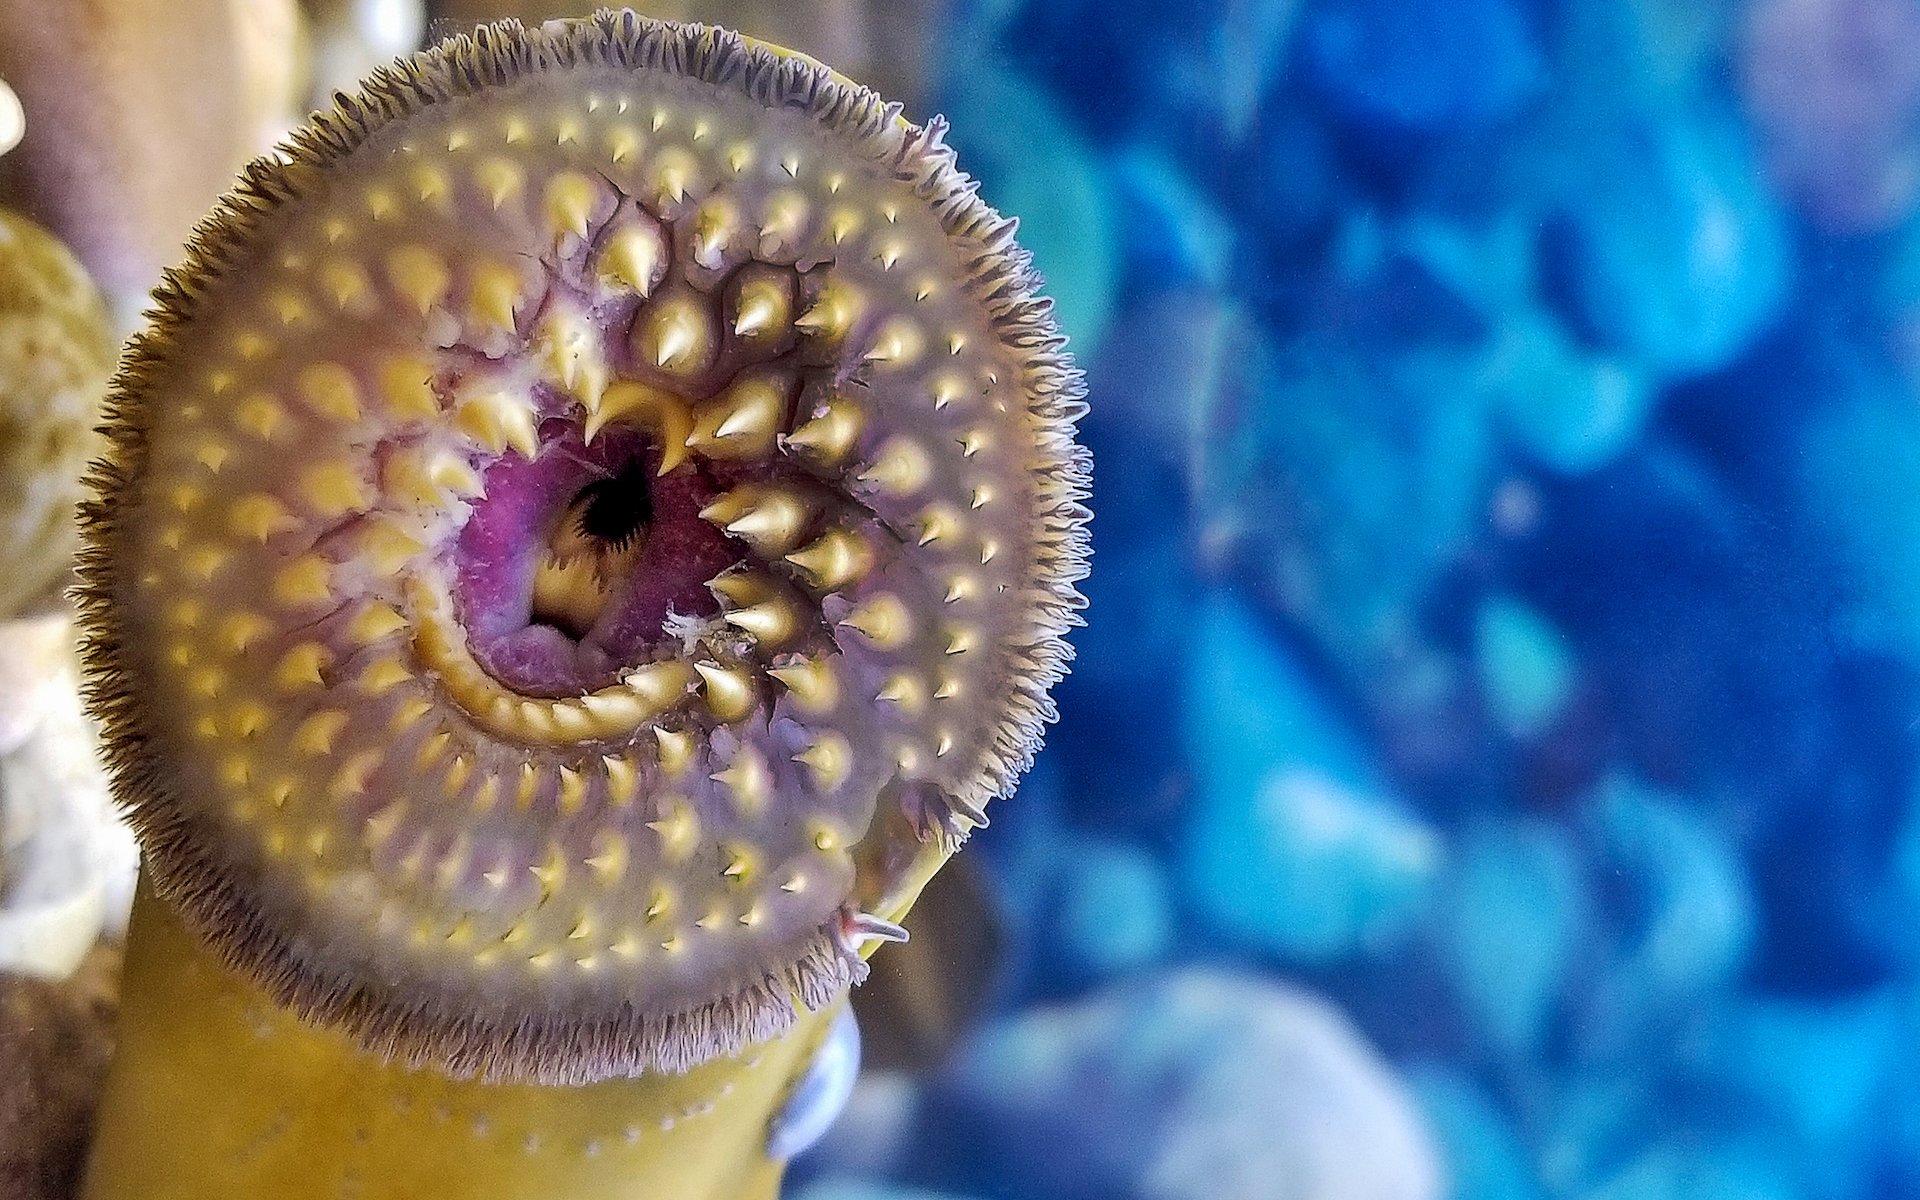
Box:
[77,11,1088,1085]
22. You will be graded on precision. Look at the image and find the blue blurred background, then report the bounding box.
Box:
[776,0,1920,1196]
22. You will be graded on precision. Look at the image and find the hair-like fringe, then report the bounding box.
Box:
[74,8,1088,1084]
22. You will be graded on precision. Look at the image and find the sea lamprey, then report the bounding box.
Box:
[74,11,1087,1199]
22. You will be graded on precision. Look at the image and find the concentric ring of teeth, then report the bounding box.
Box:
[79,13,1088,1085]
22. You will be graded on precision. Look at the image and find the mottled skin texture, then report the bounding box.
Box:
[76,12,1086,1200]
[0,210,114,619]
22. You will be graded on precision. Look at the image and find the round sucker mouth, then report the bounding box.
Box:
[76,10,1090,1086]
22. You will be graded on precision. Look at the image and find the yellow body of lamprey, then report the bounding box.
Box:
[84,887,837,1200]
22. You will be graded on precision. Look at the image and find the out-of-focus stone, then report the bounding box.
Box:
[0,0,303,306]
[1474,596,1580,739]
[1180,594,1441,963]
[934,969,1444,1200]
[0,943,118,1200]
[1303,0,1543,133]
[0,210,113,621]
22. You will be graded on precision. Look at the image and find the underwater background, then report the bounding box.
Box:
[793,0,1920,1197]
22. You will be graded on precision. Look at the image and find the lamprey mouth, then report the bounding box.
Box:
[77,11,1089,1084]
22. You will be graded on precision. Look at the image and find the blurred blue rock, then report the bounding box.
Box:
[1048,837,1176,985]
[1109,148,1237,293]
[792,1180,982,1200]
[1302,0,1544,133]
[1699,990,1900,1171]
[1406,1067,1546,1200]
[1577,1142,1801,1200]
[1536,98,1791,379]
[933,970,1443,1200]
[1483,314,1658,475]
[937,62,1118,354]
[1473,596,1580,740]
[1433,821,1588,1058]
[1179,593,1442,963]
[1578,777,1756,1055]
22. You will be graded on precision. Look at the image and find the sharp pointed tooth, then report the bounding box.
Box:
[581,689,649,732]
[917,505,962,547]
[640,296,712,374]
[602,756,639,808]
[229,494,295,542]
[839,594,913,649]
[793,281,861,340]
[722,491,810,554]
[585,382,692,471]
[858,438,931,496]
[541,312,608,407]
[759,190,809,252]
[275,643,329,689]
[623,660,692,709]
[842,911,909,947]
[386,245,450,315]
[691,198,738,269]
[785,529,873,590]
[794,732,852,791]
[710,749,769,813]
[455,387,538,458]
[783,400,863,465]
[943,575,977,604]
[689,375,787,458]
[933,675,961,700]
[722,600,794,645]
[545,171,598,239]
[301,462,373,519]
[600,222,666,296]
[708,569,773,607]
[693,661,755,721]
[768,657,838,713]
[875,673,926,714]
[862,317,922,365]
[379,356,441,422]
[654,727,695,776]
[945,627,978,656]
[732,271,791,337]
[646,804,698,864]
[477,159,524,210]
[298,363,362,423]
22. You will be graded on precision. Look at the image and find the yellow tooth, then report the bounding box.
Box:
[387,245,451,315]
[294,710,348,756]
[944,574,977,604]
[876,673,927,714]
[793,280,861,341]
[298,363,362,423]
[349,603,407,644]
[785,529,873,590]
[827,207,861,245]
[229,494,296,542]
[759,190,809,252]
[580,689,649,733]
[233,393,287,442]
[959,428,991,458]
[379,357,441,422]
[320,261,373,310]
[412,164,451,209]
[477,158,524,209]
[693,661,755,721]
[859,437,931,496]
[863,317,923,365]
[839,593,913,649]
[541,311,608,407]
[195,440,232,474]
[184,546,230,581]
[689,374,787,459]
[931,374,968,411]
[871,239,905,271]
[970,484,994,510]
[359,519,427,574]
[720,849,752,880]
[455,387,539,458]
[623,660,692,709]
[722,600,794,645]
[416,730,454,770]
[640,296,712,374]
[219,612,270,654]
[933,675,961,700]
[599,222,666,296]
[646,803,698,863]
[708,569,772,608]
[556,764,589,815]
[691,197,738,269]
[601,755,639,807]
[732,273,791,338]
[917,504,963,547]
[768,657,838,714]
[586,832,628,883]
[945,626,979,656]
[651,146,694,206]
[300,462,373,519]
[794,733,852,791]
[385,447,482,507]
[545,171,598,239]
[783,399,864,465]
[607,126,641,165]
[469,261,524,332]
[721,490,810,555]
[710,749,769,814]
[359,656,412,695]
[584,382,693,473]
[653,727,694,776]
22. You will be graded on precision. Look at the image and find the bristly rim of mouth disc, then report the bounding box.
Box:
[74,9,1089,1084]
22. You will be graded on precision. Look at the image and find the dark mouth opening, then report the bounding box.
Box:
[449,418,741,698]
